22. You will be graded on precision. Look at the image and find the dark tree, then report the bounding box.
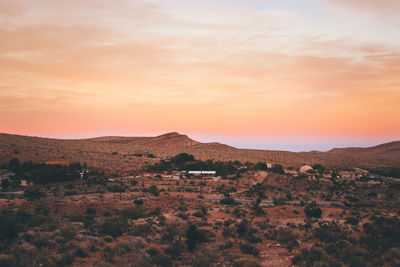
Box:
[8,158,21,172]
[100,216,128,238]
[148,185,160,196]
[21,161,33,172]
[1,179,10,190]
[313,164,325,174]
[304,202,322,218]
[186,224,201,251]
[69,162,82,171]
[254,162,268,170]
[172,153,195,164]
[271,164,284,174]
[24,189,46,201]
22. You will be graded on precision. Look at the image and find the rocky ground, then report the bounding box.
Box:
[0,168,399,266]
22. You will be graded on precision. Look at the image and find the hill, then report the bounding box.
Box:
[0,132,399,171]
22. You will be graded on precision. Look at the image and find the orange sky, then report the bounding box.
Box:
[0,0,399,150]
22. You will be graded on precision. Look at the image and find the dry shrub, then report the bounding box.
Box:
[233,257,261,267]
[100,216,128,238]
[130,222,152,237]
[185,246,219,267]
[0,254,16,267]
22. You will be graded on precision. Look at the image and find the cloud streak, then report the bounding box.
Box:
[0,0,399,148]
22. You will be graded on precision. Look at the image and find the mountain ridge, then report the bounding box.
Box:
[0,132,399,171]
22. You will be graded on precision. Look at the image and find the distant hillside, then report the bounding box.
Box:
[0,132,399,172]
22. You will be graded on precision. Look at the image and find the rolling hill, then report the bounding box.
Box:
[0,132,399,172]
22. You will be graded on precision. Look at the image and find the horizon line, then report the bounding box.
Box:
[1,131,398,153]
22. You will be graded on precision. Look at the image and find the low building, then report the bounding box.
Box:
[172,171,186,176]
[299,165,313,174]
[187,171,216,178]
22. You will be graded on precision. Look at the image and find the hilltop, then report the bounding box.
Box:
[0,132,399,171]
[0,132,399,267]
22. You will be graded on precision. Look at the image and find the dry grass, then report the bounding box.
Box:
[1,132,399,173]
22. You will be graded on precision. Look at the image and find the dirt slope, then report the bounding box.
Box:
[0,132,399,171]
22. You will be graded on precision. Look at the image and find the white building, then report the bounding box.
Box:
[299,165,313,173]
[188,171,216,177]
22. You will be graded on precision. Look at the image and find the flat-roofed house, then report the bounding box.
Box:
[188,171,216,178]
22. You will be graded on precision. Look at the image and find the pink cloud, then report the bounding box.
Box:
[321,0,400,13]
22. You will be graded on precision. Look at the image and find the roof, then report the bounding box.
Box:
[299,165,313,173]
[188,171,216,174]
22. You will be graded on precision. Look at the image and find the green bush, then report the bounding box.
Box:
[363,216,400,255]
[146,246,172,267]
[273,196,288,206]
[220,197,239,205]
[24,189,46,200]
[100,216,128,238]
[85,207,96,215]
[134,199,144,205]
[64,191,77,196]
[0,254,15,267]
[273,227,299,252]
[313,221,347,243]
[148,185,160,196]
[164,236,185,260]
[240,242,259,256]
[345,217,359,225]
[313,164,325,174]
[253,162,268,171]
[186,224,201,251]
[26,163,80,184]
[192,211,204,218]
[27,214,49,227]
[130,223,152,236]
[1,179,10,191]
[304,203,322,218]
[237,219,250,237]
[233,258,261,267]
[8,158,21,173]
[172,153,195,164]
[271,164,284,174]
[118,207,146,220]
[292,247,324,266]
[0,209,31,242]
[75,246,88,258]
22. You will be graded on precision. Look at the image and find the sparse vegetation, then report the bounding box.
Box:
[0,149,398,266]
[304,202,322,218]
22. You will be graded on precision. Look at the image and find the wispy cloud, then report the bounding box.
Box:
[322,0,400,11]
[0,0,399,147]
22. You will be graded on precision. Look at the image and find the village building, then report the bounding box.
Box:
[187,171,216,178]
[299,165,313,173]
[171,171,186,176]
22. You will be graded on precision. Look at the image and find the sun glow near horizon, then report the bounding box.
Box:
[0,0,399,150]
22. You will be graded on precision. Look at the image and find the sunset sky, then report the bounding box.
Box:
[0,0,399,151]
